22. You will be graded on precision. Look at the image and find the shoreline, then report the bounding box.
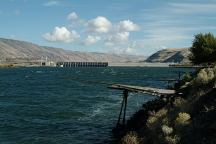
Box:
[0,62,181,68]
[116,66,216,144]
[108,62,170,67]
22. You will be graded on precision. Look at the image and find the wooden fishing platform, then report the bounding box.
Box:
[108,84,175,97]
[108,84,176,127]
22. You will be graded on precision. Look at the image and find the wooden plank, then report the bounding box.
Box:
[108,84,175,96]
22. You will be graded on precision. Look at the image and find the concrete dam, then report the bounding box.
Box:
[56,62,108,67]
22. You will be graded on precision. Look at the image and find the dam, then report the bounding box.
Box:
[56,62,108,67]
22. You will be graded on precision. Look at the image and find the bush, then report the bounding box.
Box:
[162,125,173,135]
[173,97,186,108]
[121,131,139,144]
[175,112,191,126]
[147,108,168,129]
[182,73,192,82]
[146,115,157,126]
[189,32,216,64]
[213,65,216,73]
[193,68,215,85]
[164,135,180,144]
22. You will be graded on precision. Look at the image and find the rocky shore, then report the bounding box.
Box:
[115,66,216,144]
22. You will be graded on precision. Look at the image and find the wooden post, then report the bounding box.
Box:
[123,89,128,125]
[178,71,181,82]
[117,96,125,127]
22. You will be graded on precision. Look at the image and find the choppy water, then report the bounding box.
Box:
[0,67,193,144]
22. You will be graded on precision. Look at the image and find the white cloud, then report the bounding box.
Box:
[133,2,216,55]
[43,26,80,43]
[43,1,60,6]
[67,12,78,20]
[42,13,141,54]
[105,32,129,46]
[169,3,216,14]
[83,35,101,45]
[124,47,135,54]
[87,16,112,33]
[107,45,137,55]
[118,20,140,31]
[131,30,191,55]
[102,20,139,49]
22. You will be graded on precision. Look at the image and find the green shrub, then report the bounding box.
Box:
[121,131,139,144]
[182,73,192,82]
[189,32,216,64]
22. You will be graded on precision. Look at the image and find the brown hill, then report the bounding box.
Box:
[0,38,143,62]
[145,48,190,63]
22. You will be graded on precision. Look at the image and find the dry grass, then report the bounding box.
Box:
[147,108,168,129]
[121,131,139,144]
[194,68,215,85]
[164,135,180,144]
[175,112,191,126]
[173,97,186,108]
[161,125,173,135]
[0,64,14,68]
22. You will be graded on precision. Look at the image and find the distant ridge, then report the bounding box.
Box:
[0,38,143,62]
[145,48,190,63]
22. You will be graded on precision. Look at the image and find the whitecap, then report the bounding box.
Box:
[36,71,43,73]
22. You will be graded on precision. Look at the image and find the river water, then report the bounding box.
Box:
[0,67,193,144]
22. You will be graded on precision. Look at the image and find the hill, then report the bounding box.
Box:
[0,38,143,63]
[146,48,190,63]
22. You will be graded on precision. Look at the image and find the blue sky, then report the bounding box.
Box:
[0,0,216,56]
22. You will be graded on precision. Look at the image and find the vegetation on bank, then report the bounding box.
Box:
[0,64,14,68]
[119,33,216,144]
[189,32,216,65]
[120,64,216,144]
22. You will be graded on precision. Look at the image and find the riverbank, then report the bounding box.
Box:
[109,62,170,67]
[117,66,216,144]
[0,64,15,68]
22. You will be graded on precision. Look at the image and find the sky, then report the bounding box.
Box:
[0,0,216,56]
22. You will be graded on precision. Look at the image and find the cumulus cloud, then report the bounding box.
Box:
[87,16,112,33]
[42,12,140,55]
[124,47,135,54]
[83,35,101,45]
[118,20,140,31]
[67,12,78,20]
[105,32,129,46]
[43,26,80,43]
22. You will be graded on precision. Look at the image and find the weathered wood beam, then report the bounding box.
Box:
[122,90,128,125]
[108,84,175,96]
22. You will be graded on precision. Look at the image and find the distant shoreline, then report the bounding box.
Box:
[109,62,170,67]
[1,62,197,68]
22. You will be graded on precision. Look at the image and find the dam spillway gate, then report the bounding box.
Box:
[56,62,108,67]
